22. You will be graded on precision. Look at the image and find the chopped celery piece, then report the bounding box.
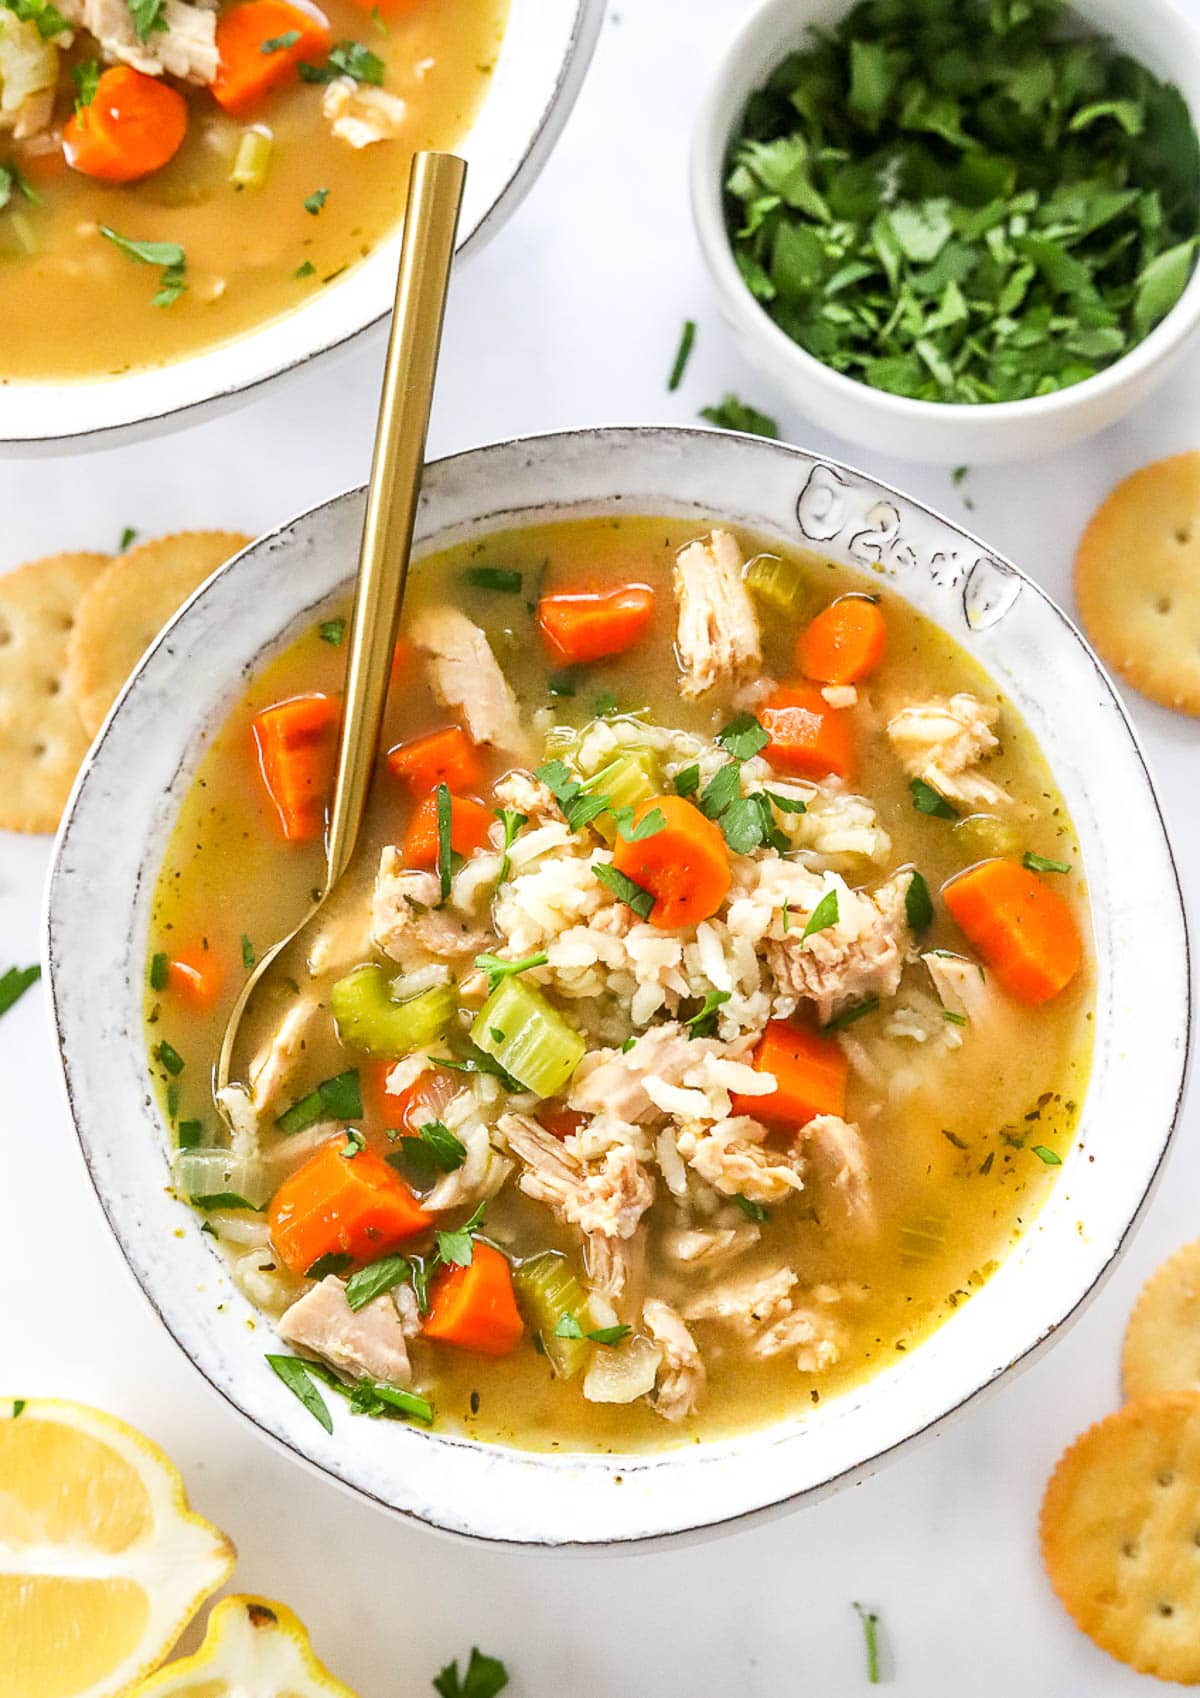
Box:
[470,976,584,1098]
[542,724,581,760]
[330,965,455,1058]
[513,1251,593,1379]
[952,813,1023,862]
[230,125,273,189]
[743,552,809,614]
[897,1213,949,1267]
[588,747,663,845]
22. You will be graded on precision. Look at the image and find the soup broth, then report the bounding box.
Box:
[147,515,1092,1452]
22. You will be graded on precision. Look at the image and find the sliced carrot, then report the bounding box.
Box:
[760,683,855,780]
[269,1139,433,1275]
[730,1019,848,1127]
[943,858,1082,1005]
[211,0,333,114]
[365,1061,457,1134]
[611,794,730,930]
[63,67,188,184]
[387,726,483,796]
[403,791,494,869]
[168,947,223,1010]
[252,692,340,842]
[537,583,656,668]
[390,636,412,685]
[537,1102,586,1141]
[423,1242,524,1356]
[797,596,887,685]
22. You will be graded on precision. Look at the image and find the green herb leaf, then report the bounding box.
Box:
[944,1010,967,1026]
[667,317,696,390]
[494,807,526,884]
[11,1399,25,1418]
[345,1253,411,1311]
[149,952,169,991]
[266,1354,333,1432]
[717,712,769,761]
[341,1128,366,1158]
[294,260,316,279]
[910,778,957,819]
[99,227,184,270]
[176,1120,202,1149]
[241,933,256,969]
[260,27,300,50]
[801,887,839,942]
[1032,1144,1062,1165]
[853,1603,881,1685]
[593,861,655,920]
[303,187,329,215]
[191,1192,265,1212]
[554,1312,584,1339]
[319,616,346,645]
[533,760,612,835]
[435,1200,487,1270]
[673,762,700,797]
[699,395,780,438]
[1022,851,1072,875]
[435,782,453,905]
[433,1648,510,1698]
[72,56,101,109]
[718,795,767,854]
[126,0,166,41]
[465,566,522,593]
[685,988,731,1037]
[766,788,807,815]
[412,1119,468,1173]
[329,39,385,82]
[305,1252,353,1279]
[612,803,666,844]
[824,996,879,1031]
[3,0,70,39]
[155,1039,184,1076]
[474,950,548,990]
[699,761,742,821]
[733,1194,769,1222]
[905,869,933,931]
[275,1068,363,1134]
[588,1324,631,1346]
[118,524,137,551]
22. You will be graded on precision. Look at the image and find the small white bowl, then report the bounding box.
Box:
[691,0,1200,464]
[1,0,603,454]
[46,427,1189,1545]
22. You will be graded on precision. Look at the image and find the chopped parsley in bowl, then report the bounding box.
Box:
[723,0,1200,405]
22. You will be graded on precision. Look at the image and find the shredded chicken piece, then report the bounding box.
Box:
[277,1277,412,1386]
[923,951,993,1023]
[493,768,563,827]
[768,870,911,1024]
[568,1024,759,1125]
[423,1099,513,1213]
[322,75,407,147]
[409,606,529,758]
[677,1118,804,1205]
[886,692,1009,810]
[371,848,491,965]
[684,1266,797,1336]
[247,993,322,1112]
[57,0,218,83]
[800,1114,874,1229]
[747,1283,863,1372]
[643,1298,705,1422]
[306,895,373,977]
[662,1224,760,1268]
[673,528,762,699]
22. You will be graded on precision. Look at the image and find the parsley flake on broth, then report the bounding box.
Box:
[724,0,1200,404]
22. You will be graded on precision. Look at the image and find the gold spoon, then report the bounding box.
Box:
[215,150,466,1121]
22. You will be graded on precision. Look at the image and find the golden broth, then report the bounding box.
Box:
[0,0,506,380]
[147,515,1093,1452]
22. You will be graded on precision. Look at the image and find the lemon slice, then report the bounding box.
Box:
[132,1596,360,1697]
[0,1398,235,1698]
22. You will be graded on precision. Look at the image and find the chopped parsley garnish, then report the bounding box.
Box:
[126,0,166,42]
[11,1399,25,1418]
[699,395,780,438]
[176,1119,202,1149]
[824,996,879,1031]
[667,317,696,390]
[801,887,839,942]
[294,260,316,279]
[612,803,666,844]
[592,691,620,718]
[100,227,187,307]
[465,566,522,593]
[318,616,346,645]
[909,778,957,818]
[474,950,548,990]
[72,56,101,110]
[299,40,384,84]
[944,1010,967,1026]
[766,788,807,814]
[303,187,329,215]
[260,27,300,51]
[241,933,256,969]
[341,1128,366,1158]
[699,761,742,820]
[398,1119,468,1178]
[952,466,970,488]
[345,1253,411,1312]
[554,1312,584,1339]
[266,1354,333,1432]
[435,782,454,905]
[724,0,1200,405]
[717,712,769,761]
[2,0,71,40]
[685,988,731,1037]
[494,807,526,884]
[534,759,611,834]
[118,524,137,551]
[673,763,700,797]
[190,1191,264,1212]
[154,1038,184,1076]
[588,1324,631,1347]
[148,952,169,991]
[853,1603,881,1685]
[593,862,655,920]
[305,1252,353,1280]
[435,1200,488,1269]
[733,1194,769,1222]
[1023,851,1072,875]
[275,1068,363,1134]
[433,1648,510,1698]
[1032,1144,1063,1165]
[905,869,933,932]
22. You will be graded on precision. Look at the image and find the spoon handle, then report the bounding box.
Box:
[325,150,467,890]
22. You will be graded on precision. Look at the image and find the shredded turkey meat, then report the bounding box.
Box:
[800,1115,874,1230]
[277,1277,413,1387]
[323,76,407,147]
[673,528,762,699]
[409,606,530,758]
[643,1298,706,1421]
[886,692,1009,811]
[372,850,492,965]
[767,870,913,1024]
[57,0,218,83]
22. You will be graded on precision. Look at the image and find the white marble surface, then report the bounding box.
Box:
[3,1,1199,1691]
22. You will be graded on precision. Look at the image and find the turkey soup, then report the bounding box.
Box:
[0,0,506,380]
[146,515,1092,1452]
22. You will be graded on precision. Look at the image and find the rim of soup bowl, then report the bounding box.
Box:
[44,426,1190,1547]
[0,0,605,455]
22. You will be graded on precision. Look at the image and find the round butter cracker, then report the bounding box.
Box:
[67,530,251,738]
[1075,452,1200,716]
[0,551,111,833]
[1124,1241,1200,1403]
[1041,1391,1200,1683]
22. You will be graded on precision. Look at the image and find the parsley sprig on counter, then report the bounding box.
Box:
[725,0,1200,404]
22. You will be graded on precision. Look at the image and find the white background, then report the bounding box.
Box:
[3,1,1199,1691]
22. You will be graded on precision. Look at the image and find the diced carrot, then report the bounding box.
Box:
[537,584,656,668]
[365,1061,457,1134]
[168,947,223,1010]
[211,0,332,114]
[403,791,494,869]
[387,726,483,796]
[252,692,340,842]
[797,596,887,685]
[63,67,188,184]
[611,794,730,930]
[760,683,854,780]
[730,1019,848,1127]
[423,1242,524,1356]
[390,636,412,685]
[269,1139,433,1275]
[943,858,1082,1005]
[537,1102,586,1140]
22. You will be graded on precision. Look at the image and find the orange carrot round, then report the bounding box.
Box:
[269,1139,433,1275]
[63,67,188,184]
[168,947,223,1010]
[387,726,483,796]
[423,1242,523,1356]
[760,683,854,780]
[730,1019,848,1127]
[251,691,340,842]
[797,596,887,685]
[943,858,1082,1005]
[537,584,656,668]
[611,794,730,930]
[212,0,333,115]
[403,790,494,869]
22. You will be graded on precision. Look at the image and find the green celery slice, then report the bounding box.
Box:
[469,977,584,1098]
[743,552,810,615]
[330,965,455,1058]
[230,127,273,189]
[588,747,663,845]
[513,1251,593,1379]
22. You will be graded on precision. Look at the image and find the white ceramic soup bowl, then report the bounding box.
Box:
[691,0,1200,464]
[0,0,603,454]
[46,426,1189,1547]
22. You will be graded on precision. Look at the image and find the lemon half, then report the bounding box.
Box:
[132,1596,361,1697]
[0,1398,235,1698]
